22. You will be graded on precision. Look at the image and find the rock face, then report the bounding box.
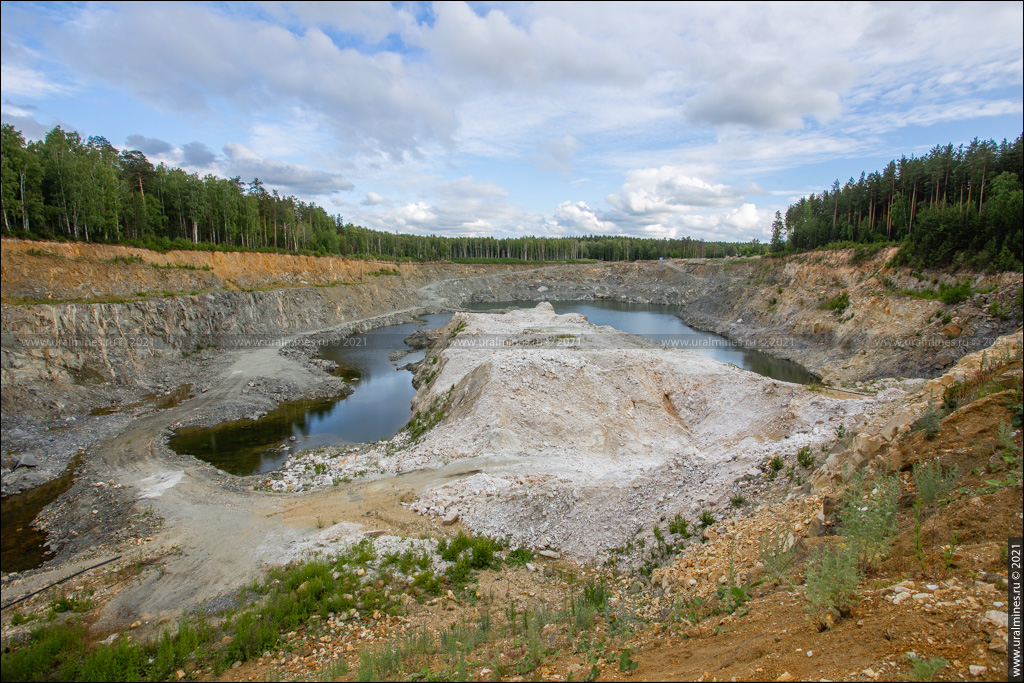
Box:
[809,328,1022,492]
[434,249,1021,384]
[392,303,886,562]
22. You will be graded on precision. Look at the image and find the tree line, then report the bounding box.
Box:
[0,124,763,262]
[3,124,1020,270]
[775,134,1023,271]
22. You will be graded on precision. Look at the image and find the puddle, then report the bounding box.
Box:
[1,455,82,574]
[90,384,193,417]
[167,396,344,476]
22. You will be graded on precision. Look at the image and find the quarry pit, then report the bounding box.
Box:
[1,239,1020,628]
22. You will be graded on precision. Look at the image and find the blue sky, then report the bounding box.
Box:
[2,1,1021,243]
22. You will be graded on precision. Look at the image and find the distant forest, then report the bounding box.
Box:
[1,124,1021,269]
[0,125,758,262]
[778,134,1023,271]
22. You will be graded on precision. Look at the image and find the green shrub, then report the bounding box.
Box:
[698,511,715,528]
[797,445,815,469]
[819,291,850,315]
[839,472,899,569]
[913,461,959,505]
[911,400,944,438]
[504,547,535,567]
[668,513,691,538]
[937,280,973,305]
[758,526,796,581]
[803,545,861,630]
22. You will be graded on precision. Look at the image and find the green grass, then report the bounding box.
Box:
[818,291,850,315]
[150,262,212,271]
[894,279,974,305]
[402,385,454,442]
[505,547,536,567]
[758,526,797,583]
[0,537,469,682]
[911,400,945,438]
[668,513,691,538]
[797,445,815,469]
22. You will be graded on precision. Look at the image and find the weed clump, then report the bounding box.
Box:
[668,513,691,538]
[819,291,850,315]
[911,400,944,438]
[839,472,899,570]
[912,460,959,505]
[758,526,797,582]
[905,654,948,681]
[803,545,861,630]
[797,445,815,469]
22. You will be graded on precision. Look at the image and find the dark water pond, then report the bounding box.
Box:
[1,456,81,573]
[169,303,815,476]
[168,314,453,476]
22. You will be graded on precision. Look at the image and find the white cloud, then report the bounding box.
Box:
[125,134,173,156]
[0,63,72,99]
[606,167,745,216]
[361,192,388,206]
[551,201,618,235]
[411,2,637,89]
[47,3,457,158]
[683,61,842,130]
[2,1,1020,244]
[222,142,354,195]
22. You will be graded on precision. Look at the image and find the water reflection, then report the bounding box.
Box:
[169,304,815,476]
[461,300,817,384]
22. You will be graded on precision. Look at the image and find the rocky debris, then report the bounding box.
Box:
[403,327,443,349]
[260,446,374,493]
[311,304,895,564]
[652,496,822,597]
[431,253,1021,385]
[810,328,1022,492]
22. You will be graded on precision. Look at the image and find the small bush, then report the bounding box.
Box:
[767,455,784,479]
[730,494,747,508]
[937,280,973,305]
[107,254,145,265]
[698,510,715,528]
[797,445,815,469]
[505,547,535,567]
[804,545,861,630]
[758,526,796,581]
[911,400,944,438]
[840,472,899,569]
[913,461,959,505]
[668,513,691,538]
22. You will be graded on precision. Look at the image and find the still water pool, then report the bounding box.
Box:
[169,303,815,475]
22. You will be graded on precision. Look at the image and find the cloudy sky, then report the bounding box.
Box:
[2,2,1021,242]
